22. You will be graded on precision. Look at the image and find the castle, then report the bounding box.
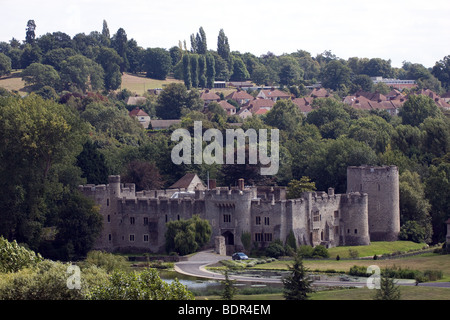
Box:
[79,165,400,254]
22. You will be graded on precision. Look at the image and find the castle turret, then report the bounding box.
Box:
[347,166,400,241]
[108,175,121,198]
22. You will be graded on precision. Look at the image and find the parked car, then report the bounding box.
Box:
[232,252,249,260]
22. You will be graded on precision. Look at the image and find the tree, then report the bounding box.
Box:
[182,54,192,89]
[101,20,111,46]
[121,160,165,191]
[282,249,313,300]
[265,99,303,133]
[96,47,123,90]
[88,268,194,300]
[156,83,202,119]
[320,59,351,91]
[190,54,199,87]
[0,53,12,76]
[350,74,373,92]
[217,29,231,63]
[196,27,207,55]
[53,191,103,260]
[287,177,316,199]
[399,95,442,127]
[230,56,250,81]
[373,273,401,300]
[165,215,211,255]
[198,54,207,88]
[59,54,104,92]
[112,28,129,72]
[206,52,215,88]
[221,269,237,300]
[76,140,109,185]
[21,63,60,90]
[25,20,36,45]
[0,237,43,273]
[363,58,393,78]
[432,55,450,90]
[143,47,171,80]
[278,55,303,86]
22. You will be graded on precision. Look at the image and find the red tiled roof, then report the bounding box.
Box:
[129,107,149,117]
[226,89,254,101]
[292,97,314,113]
[218,100,236,110]
[201,90,221,100]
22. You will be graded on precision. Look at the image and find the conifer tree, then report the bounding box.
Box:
[282,249,313,300]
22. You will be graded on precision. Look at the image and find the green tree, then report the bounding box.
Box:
[156,83,202,119]
[182,54,192,89]
[399,95,442,127]
[0,237,43,273]
[206,52,215,88]
[111,28,129,72]
[230,56,250,81]
[190,54,199,87]
[221,269,237,300]
[287,177,316,199]
[121,160,165,191]
[432,55,450,89]
[101,20,111,46]
[54,191,103,260]
[60,54,104,92]
[282,250,313,300]
[196,27,207,55]
[399,170,432,243]
[25,20,36,45]
[320,59,351,91]
[96,47,123,90]
[217,29,231,64]
[76,140,109,185]
[88,268,194,300]
[143,47,172,80]
[265,99,303,133]
[165,215,211,255]
[0,53,12,76]
[373,274,401,300]
[363,58,393,78]
[347,115,393,153]
[21,63,60,90]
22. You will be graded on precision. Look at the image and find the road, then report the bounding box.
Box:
[174,250,450,288]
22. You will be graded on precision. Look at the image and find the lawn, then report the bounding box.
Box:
[0,71,29,95]
[121,73,183,95]
[327,241,427,259]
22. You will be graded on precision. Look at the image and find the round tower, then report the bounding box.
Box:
[108,175,121,198]
[347,166,400,242]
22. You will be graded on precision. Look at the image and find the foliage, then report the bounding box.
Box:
[286,176,316,199]
[121,160,165,191]
[221,268,237,300]
[399,95,443,127]
[0,237,43,273]
[0,53,12,76]
[282,250,313,300]
[143,47,172,80]
[85,250,129,272]
[165,215,212,255]
[88,268,194,300]
[265,240,286,258]
[373,274,401,300]
[0,260,108,300]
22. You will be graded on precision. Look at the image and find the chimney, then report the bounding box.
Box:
[328,188,335,196]
[208,179,216,189]
[238,178,244,191]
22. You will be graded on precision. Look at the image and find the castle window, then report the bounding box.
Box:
[108,234,112,241]
[143,234,149,242]
[256,216,261,225]
[223,214,231,223]
[254,233,263,242]
[347,229,350,234]
[354,229,358,234]
[313,211,320,222]
[143,217,148,225]
[107,199,109,206]
[129,234,135,242]
[264,233,272,242]
[130,217,135,225]
[264,217,270,225]
[378,183,380,191]
[334,210,339,218]
[107,215,110,223]
[165,215,168,222]
[177,215,180,221]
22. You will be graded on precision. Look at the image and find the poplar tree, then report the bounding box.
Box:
[182,54,192,89]
[206,53,216,88]
[217,29,230,63]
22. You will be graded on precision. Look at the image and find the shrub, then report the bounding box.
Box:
[85,250,128,273]
[265,240,285,258]
[312,245,329,258]
[348,249,359,259]
[0,237,43,273]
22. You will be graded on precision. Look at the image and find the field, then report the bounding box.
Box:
[0,71,28,95]
[120,73,184,95]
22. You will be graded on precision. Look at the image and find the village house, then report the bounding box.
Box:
[200,90,221,107]
[246,98,274,114]
[226,89,254,106]
[218,100,236,116]
[237,107,252,119]
[257,88,291,101]
[292,97,314,116]
[128,107,151,129]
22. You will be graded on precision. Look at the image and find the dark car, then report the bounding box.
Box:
[232,252,249,260]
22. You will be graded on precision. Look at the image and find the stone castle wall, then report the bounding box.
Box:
[79,166,399,254]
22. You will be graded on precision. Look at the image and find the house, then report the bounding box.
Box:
[292,97,314,116]
[257,88,291,101]
[309,88,330,98]
[150,119,181,130]
[247,98,274,114]
[371,77,417,90]
[126,96,147,106]
[226,89,254,106]
[129,107,151,129]
[218,100,236,116]
[237,107,252,119]
[441,91,450,103]
[200,90,221,106]
[169,173,206,192]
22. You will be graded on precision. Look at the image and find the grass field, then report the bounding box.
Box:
[327,241,427,259]
[0,71,28,95]
[120,73,184,95]
[196,285,450,300]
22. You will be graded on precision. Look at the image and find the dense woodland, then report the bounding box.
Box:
[0,20,449,261]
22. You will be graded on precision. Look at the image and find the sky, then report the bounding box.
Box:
[1,0,450,68]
